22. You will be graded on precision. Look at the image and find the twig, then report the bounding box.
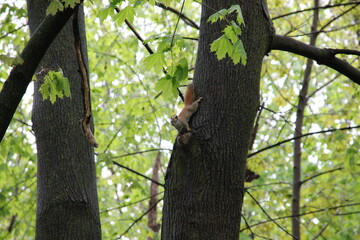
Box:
[272,1,360,20]
[0,24,27,40]
[248,125,360,159]
[246,181,291,189]
[334,211,360,216]
[100,191,163,214]
[241,214,255,239]
[112,160,165,187]
[114,7,185,102]
[170,0,186,48]
[311,224,328,240]
[301,167,343,185]
[245,189,297,239]
[115,198,163,239]
[155,1,199,29]
[240,202,360,232]
[109,148,172,159]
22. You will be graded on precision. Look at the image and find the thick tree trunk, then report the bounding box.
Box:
[28,1,101,239]
[161,1,273,239]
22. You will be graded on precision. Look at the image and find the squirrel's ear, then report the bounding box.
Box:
[175,116,178,119]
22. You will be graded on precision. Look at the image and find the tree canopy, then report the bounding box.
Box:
[0,0,359,239]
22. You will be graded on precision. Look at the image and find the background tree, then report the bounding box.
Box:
[0,0,359,239]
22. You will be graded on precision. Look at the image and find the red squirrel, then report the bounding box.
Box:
[171,83,202,132]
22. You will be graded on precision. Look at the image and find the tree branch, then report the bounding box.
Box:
[100,191,163,214]
[248,125,360,159]
[272,2,360,20]
[270,34,360,83]
[327,48,360,56]
[114,6,185,102]
[108,148,172,159]
[311,224,328,240]
[116,198,163,239]
[0,2,83,142]
[155,1,199,29]
[112,160,165,187]
[240,202,360,232]
[245,189,297,239]
[301,167,343,185]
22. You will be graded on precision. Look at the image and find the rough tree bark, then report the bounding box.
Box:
[27,1,101,239]
[161,1,273,239]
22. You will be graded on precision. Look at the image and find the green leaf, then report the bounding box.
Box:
[210,35,233,60]
[173,58,188,82]
[46,0,64,15]
[158,0,172,6]
[228,4,245,26]
[231,40,247,65]
[148,0,156,5]
[155,75,179,98]
[0,54,23,66]
[63,0,80,8]
[143,52,166,73]
[207,5,246,65]
[223,22,241,44]
[132,0,145,7]
[207,9,227,23]
[39,68,71,104]
[98,6,114,22]
[114,6,135,24]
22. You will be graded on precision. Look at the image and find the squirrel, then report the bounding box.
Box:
[171,83,202,132]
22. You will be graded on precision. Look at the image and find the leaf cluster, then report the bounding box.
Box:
[38,69,71,104]
[208,5,247,65]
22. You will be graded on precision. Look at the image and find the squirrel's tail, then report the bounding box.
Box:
[184,83,196,106]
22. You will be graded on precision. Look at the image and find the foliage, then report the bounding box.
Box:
[208,4,247,65]
[38,69,71,104]
[0,0,359,239]
[0,54,23,66]
[46,0,81,15]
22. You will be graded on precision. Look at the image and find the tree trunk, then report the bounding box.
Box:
[292,1,319,239]
[28,1,101,239]
[161,1,273,239]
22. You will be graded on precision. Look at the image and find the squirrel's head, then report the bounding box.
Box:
[170,115,178,126]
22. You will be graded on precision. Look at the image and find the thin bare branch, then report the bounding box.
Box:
[155,1,199,29]
[248,125,360,159]
[114,6,185,102]
[245,189,297,239]
[240,202,360,232]
[109,148,172,159]
[301,167,343,185]
[311,224,328,240]
[100,191,163,214]
[0,23,27,40]
[272,2,360,20]
[112,160,165,187]
[334,211,360,216]
[115,198,163,239]
[241,214,255,239]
